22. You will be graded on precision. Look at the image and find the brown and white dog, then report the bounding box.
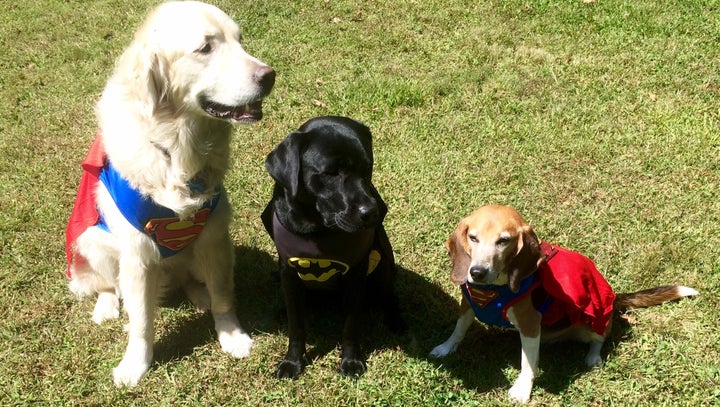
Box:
[429,205,697,403]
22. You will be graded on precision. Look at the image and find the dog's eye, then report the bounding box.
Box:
[468,234,479,243]
[196,42,214,54]
[496,236,511,246]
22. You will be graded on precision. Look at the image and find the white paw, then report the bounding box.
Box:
[585,353,603,367]
[92,292,120,324]
[219,331,254,358]
[112,358,150,387]
[585,341,604,367]
[429,342,456,358]
[214,311,252,358]
[508,376,533,404]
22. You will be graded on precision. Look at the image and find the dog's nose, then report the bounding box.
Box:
[357,205,379,223]
[469,265,488,282]
[254,65,276,91]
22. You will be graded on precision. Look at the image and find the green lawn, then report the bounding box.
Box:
[1,0,718,405]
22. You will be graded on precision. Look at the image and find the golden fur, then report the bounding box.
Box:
[67,1,274,386]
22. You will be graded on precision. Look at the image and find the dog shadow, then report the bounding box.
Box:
[155,245,633,396]
[416,303,633,397]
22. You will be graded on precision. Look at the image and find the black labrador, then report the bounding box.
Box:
[262,116,404,379]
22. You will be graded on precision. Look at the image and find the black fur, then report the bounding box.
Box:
[262,116,404,379]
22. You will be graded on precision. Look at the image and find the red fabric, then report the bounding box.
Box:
[65,136,106,278]
[538,242,616,335]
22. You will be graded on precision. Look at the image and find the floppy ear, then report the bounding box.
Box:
[350,119,374,166]
[447,220,471,285]
[265,131,305,199]
[106,33,167,118]
[507,225,543,293]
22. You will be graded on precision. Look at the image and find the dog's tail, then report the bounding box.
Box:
[614,285,698,312]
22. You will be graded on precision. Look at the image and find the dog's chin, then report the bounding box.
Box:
[200,98,264,123]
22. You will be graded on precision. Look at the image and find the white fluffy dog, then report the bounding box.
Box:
[65,1,274,386]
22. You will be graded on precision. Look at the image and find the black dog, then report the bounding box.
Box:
[262,116,404,379]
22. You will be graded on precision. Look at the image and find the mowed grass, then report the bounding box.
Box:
[1,0,719,405]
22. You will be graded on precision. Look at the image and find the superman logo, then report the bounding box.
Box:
[144,208,211,251]
[466,283,500,308]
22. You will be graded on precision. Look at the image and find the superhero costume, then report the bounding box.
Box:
[261,204,383,290]
[65,136,220,277]
[462,242,616,336]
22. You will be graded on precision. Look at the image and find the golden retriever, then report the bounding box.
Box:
[65,1,274,386]
[430,205,697,403]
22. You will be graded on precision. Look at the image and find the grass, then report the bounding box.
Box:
[1,0,719,405]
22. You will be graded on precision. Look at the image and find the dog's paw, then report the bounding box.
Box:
[585,340,604,367]
[429,341,456,358]
[213,311,252,358]
[340,357,366,378]
[112,358,150,387]
[585,352,604,367]
[219,331,253,358]
[276,358,305,380]
[508,376,533,404]
[92,291,120,325]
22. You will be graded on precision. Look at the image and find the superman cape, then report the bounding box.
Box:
[535,242,616,336]
[65,136,105,278]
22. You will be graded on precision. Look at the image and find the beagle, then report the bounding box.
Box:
[429,205,698,403]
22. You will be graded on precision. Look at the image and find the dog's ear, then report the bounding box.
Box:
[447,220,471,285]
[350,119,373,165]
[507,225,543,293]
[265,131,305,199]
[105,33,168,119]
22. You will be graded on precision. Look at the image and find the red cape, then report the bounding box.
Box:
[65,136,105,278]
[538,243,616,335]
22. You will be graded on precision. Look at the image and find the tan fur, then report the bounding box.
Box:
[431,205,698,403]
[67,1,273,387]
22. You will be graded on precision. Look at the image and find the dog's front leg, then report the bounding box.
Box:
[339,268,366,377]
[112,256,158,387]
[199,233,253,358]
[277,264,307,379]
[506,299,541,404]
[429,304,474,358]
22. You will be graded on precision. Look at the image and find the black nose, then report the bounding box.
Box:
[357,204,379,223]
[469,265,488,281]
[254,65,276,92]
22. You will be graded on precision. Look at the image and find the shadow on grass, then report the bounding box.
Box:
[154,244,633,396]
[153,245,278,365]
[414,304,634,396]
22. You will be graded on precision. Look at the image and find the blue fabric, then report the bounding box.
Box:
[96,161,220,257]
[461,274,539,328]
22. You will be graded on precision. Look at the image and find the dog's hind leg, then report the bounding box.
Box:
[92,290,120,324]
[182,279,211,312]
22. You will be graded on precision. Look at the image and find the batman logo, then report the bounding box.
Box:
[288,257,350,283]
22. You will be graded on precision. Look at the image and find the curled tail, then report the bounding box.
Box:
[614,285,698,312]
